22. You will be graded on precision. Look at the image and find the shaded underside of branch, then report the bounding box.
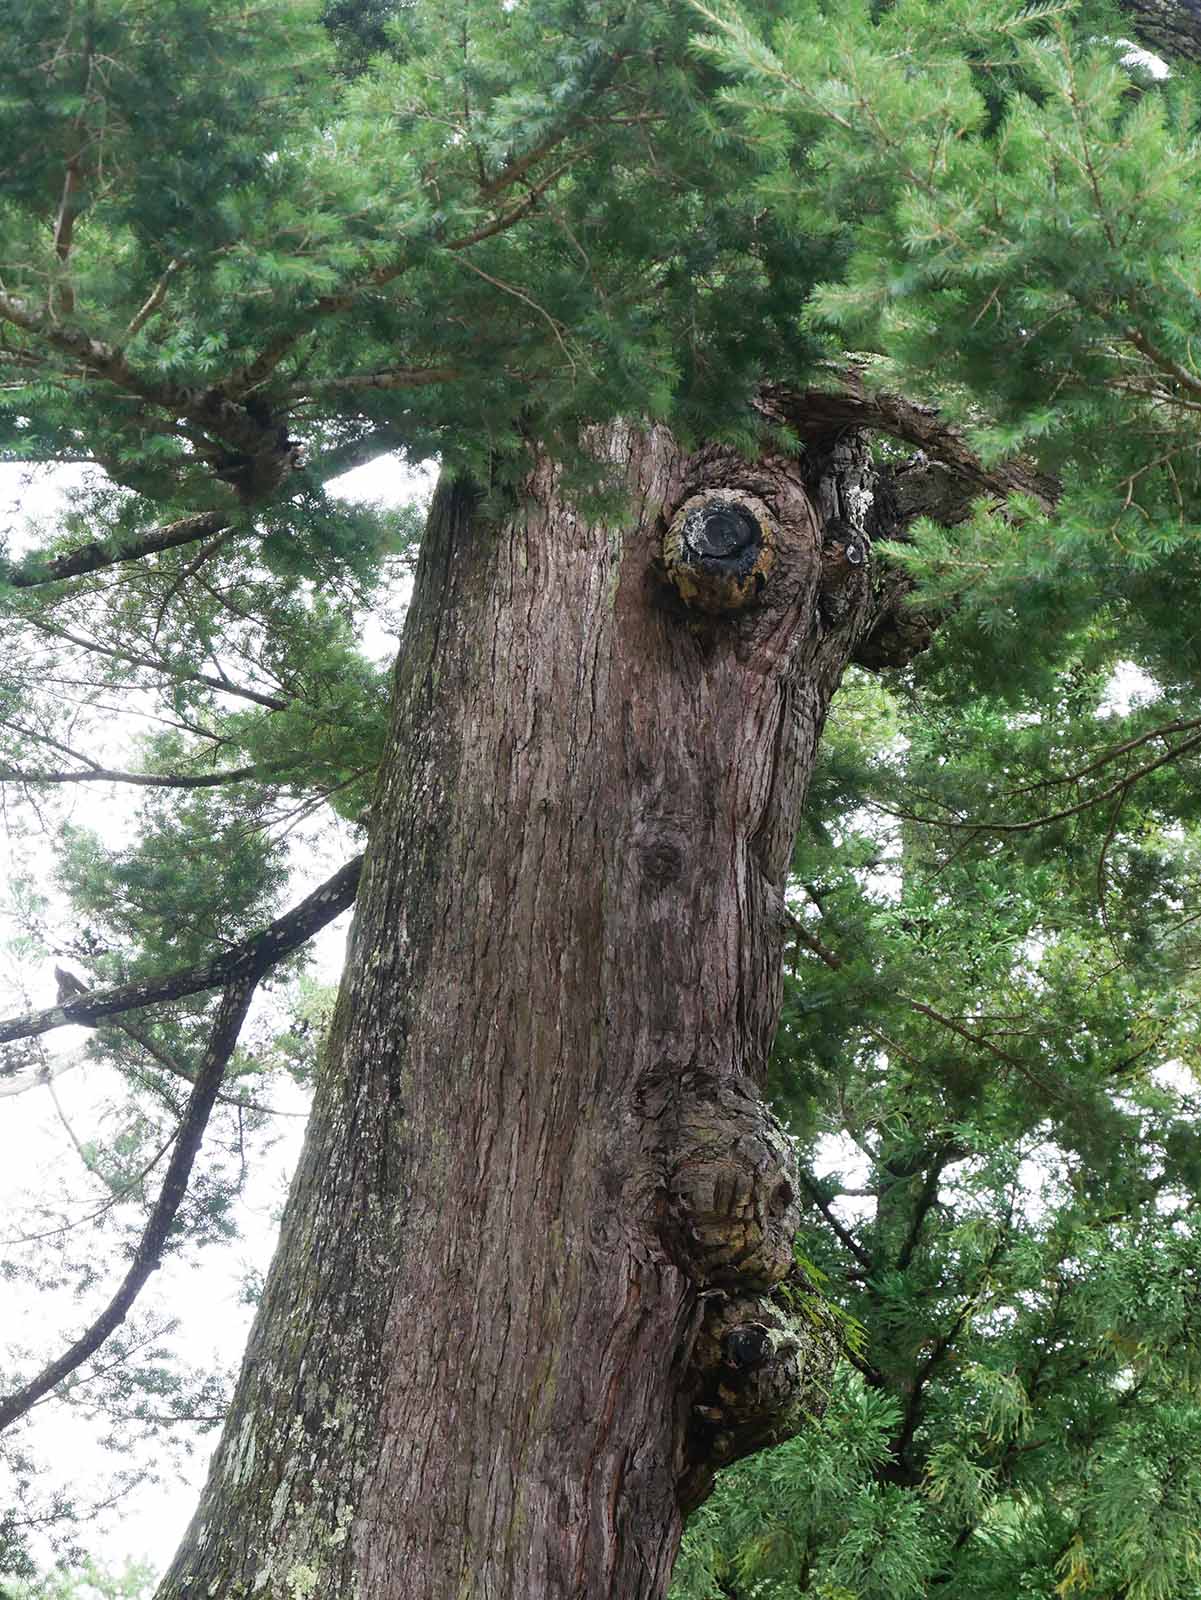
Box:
[761,377,1059,515]
[4,511,232,589]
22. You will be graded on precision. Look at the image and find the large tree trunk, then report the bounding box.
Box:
[157,422,905,1600]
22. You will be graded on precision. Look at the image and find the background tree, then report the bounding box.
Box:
[2,1,1201,1597]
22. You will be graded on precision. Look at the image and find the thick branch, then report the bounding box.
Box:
[0,762,268,789]
[797,1167,873,1272]
[762,376,1058,514]
[288,366,461,399]
[3,512,231,590]
[0,854,363,1046]
[0,973,259,1433]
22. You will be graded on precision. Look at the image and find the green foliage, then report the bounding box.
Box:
[676,653,1201,1599]
[689,0,1201,695]
[5,1556,157,1600]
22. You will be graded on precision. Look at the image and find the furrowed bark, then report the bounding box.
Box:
[1116,0,1201,65]
[157,423,913,1600]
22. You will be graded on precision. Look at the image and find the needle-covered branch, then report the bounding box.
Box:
[886,728,1201,834]
[0,855,363,1048]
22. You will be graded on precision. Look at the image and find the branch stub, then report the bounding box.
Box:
[662,489,776,614]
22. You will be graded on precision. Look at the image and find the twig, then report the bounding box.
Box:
[797,1167,874,1272]
[884,728,1201,834]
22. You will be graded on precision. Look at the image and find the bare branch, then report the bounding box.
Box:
[0,854,363,1047]
[0,972,259,1434]
[797,1167,874,1271]
[4,512,232,590]
[0,761,270,789]
[126,259,182,341]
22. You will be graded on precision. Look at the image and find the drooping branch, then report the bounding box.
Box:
[27,620,292,712]
[785,910,1066,1103]
[109,1012,306,1119]
[884,727,1201,834]
[0,854,363,1048]
[0,972,260,1434]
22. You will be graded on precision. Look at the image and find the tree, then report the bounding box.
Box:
[2,1,1201,1597]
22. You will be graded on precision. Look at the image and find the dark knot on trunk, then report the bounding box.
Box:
[677,1284,839,1515]
[662,489,776,614]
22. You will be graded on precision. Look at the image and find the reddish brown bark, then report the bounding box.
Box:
[156,423,910,1600]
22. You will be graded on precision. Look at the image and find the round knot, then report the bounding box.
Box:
[662,489,776,615]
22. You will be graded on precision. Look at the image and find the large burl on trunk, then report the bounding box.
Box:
[157,423,912,1600]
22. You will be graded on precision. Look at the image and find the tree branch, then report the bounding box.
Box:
[106,1013,306,1119]
[1005,716,1201,797]
[884,727,1201,834]
[887,1226,1011,1483]
[0,854,363,1047]
[895,1147,956,1273]
[27,620,292,712]
[0,972,260,1434]
[3,511,232,589]
[288,366,462,400]
[761,376,1059,514]
[784,909,1066,1103]
[797,1167,874,1272]
[0,761,270,789]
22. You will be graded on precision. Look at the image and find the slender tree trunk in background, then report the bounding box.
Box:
[157,422,906,1600]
